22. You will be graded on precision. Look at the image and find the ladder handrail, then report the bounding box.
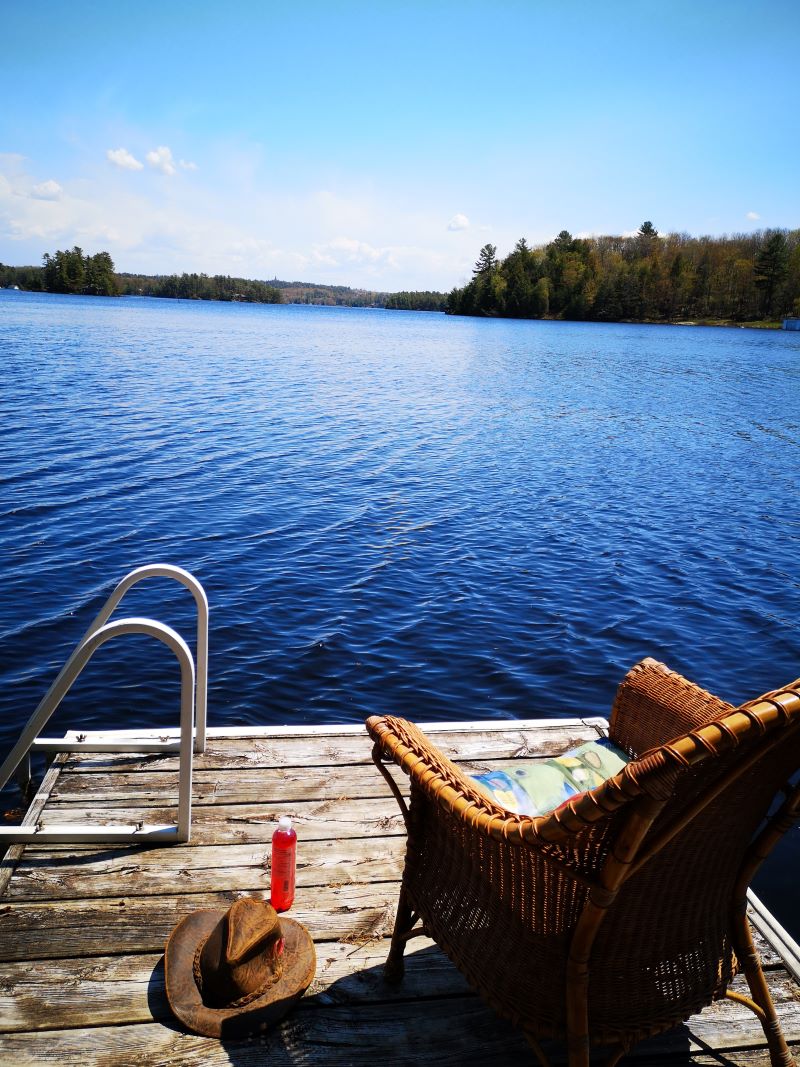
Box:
[0,618,195,840]
[76,564,207,752]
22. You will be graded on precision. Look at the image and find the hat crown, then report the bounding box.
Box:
[198,898,284,1008]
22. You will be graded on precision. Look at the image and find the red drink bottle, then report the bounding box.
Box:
[270,816,297,911]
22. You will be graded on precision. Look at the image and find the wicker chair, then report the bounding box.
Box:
[366,658,800,1067]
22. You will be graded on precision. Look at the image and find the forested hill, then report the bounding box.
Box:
[448,225,800,325]
[249,279,447,310]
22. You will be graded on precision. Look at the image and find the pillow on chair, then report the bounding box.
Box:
[471,738,629,818]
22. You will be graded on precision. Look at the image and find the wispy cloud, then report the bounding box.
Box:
[146,146,177,176]
[746,211,760,221]
[30,180,63,200]
[107,147,144,171]
[447,213,470,231]
[106,146,195,178]
[312,236,399,270]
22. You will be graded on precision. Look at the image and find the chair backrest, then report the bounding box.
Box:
[609,657,735,755]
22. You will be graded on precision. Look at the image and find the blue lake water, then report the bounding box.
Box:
[1,289,799,932]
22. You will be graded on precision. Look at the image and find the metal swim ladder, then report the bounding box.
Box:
[0,564,208,844]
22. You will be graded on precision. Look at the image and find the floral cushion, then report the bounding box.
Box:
[471,738,629,818]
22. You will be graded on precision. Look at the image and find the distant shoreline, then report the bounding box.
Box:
[1,286,786,329]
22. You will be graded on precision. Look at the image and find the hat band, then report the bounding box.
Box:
[192,934,286,1009]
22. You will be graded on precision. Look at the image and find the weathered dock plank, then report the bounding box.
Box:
[0,1003,530,1067]
[0,938,469,1032]
[47,752,552,806]
[49,764,388,805]
[4,834,406,902]
[0,883,399,961]
[0,878,789,978]
[15,798,407,846]
[0,938,795,1039]
[59,718,604,773]
[0,986,796,1066]
[22,793,409,840]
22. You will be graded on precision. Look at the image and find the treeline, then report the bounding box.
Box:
[0,253,447,310]
[384,290,447,311]
[448,225,800,324]
[0,251,283,304]
[0,263,45,291]
[117,272,282,303]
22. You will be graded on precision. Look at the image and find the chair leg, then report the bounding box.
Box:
[566,955,591,1067]
[601,1047,627,1067]
[523,1031,553,1067]
[384,884,414,984]
[733,909,795,1067]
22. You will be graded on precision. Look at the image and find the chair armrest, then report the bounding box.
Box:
[366,714,510,821]
[366,714,647,847]
[609,658,733,758]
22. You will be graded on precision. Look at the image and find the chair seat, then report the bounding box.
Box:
[470,737,629,818]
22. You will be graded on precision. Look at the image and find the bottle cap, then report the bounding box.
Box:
[278,816,292,830]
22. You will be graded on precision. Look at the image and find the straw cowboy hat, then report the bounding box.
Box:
[165,896,316,1038]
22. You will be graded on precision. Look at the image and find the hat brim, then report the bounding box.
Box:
[165,907,316,1038]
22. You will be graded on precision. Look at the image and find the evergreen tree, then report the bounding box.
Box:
[473,244,498,275]
[84,252,118,295]
[503,238,536,317]
[754,231,789,316]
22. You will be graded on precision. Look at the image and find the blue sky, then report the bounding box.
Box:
[1,0,798,291]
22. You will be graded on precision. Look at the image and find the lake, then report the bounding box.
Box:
[1,289,799,931]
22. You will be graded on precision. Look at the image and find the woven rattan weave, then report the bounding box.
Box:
[366,658,800,1067]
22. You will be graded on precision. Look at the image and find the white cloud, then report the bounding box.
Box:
[746,211,760,221]
[30,179,63,200]
[447,213,470,231]
[146,146,177,176]
[179,159,198,171]
[107,147,144,171]
[310,236,402,273]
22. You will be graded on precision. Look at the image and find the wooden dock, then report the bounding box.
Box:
[0,717,798,1065]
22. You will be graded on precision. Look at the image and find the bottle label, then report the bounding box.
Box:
[274,850,295,891]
